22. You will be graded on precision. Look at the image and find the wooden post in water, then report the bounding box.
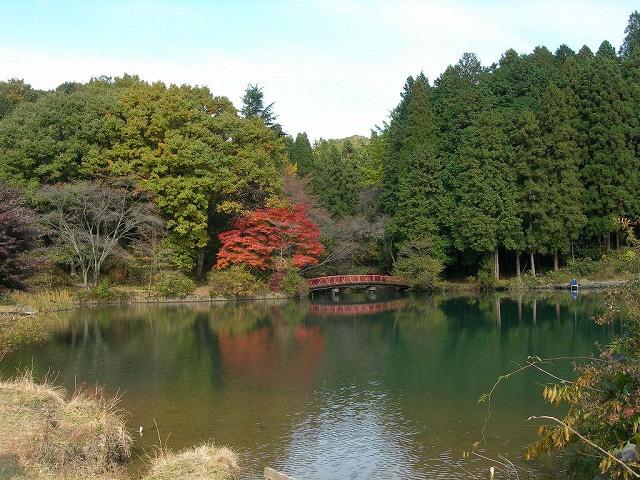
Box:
[265,467,296,480]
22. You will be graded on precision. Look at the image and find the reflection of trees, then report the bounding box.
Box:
[218,325,324,386]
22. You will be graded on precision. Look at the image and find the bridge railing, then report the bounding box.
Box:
[307,274,407,289]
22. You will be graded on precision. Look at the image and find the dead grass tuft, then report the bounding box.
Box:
[144,442,242,480]
[0,371,131,479]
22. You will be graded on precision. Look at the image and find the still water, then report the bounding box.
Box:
[1,292,617,479]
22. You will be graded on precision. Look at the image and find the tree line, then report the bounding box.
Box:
[288,11,640,284]
[1,12,639,290]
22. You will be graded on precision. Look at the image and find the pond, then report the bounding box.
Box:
[1,291,617,479]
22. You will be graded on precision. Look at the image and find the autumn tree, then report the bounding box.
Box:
[0,180,39,290]
[215,205,324,272]
[99,81,285,275]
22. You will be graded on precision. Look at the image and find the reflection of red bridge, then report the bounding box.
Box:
[307,275,408,292]
[309,299,408,316]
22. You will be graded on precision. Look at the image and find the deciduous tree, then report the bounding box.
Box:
[215,205,323,272]
[0,180,39,289]
[38,181,158,288]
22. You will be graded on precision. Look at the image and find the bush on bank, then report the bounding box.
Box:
[152,271,197,298]
[208,266,268,298]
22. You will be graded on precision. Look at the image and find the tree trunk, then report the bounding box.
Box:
[196,248,205,278]
[606,232,611,251]
[554,251,559,272]
[616,231,620,250]
[81,267,90,289]
[494,247,500,280]
[516,251,521,278]
[530,252,536,277]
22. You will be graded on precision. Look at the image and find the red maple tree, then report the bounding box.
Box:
[215,204,324,271]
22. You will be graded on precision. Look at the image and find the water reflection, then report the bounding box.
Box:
[0,292,616,479]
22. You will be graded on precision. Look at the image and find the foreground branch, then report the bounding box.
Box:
[527,415,640,479]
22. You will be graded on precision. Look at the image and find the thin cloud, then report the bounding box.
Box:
[1,1,636,140]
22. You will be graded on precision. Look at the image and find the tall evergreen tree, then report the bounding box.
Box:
[240,83,283,135]
[620,11,640,58]
[290,132,315,176]
[432,52,491,158]
[450,110,520,279]
[573,41,638,249]
[537,83,586,269]
[381,73,435,214]
[380,73,446,260]
[506,109,542,276]
[311,139,359,218]
[388,145,447,260]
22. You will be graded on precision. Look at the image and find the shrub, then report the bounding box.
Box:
[476,256,497,291]
[564,257,600,278]
[268,269,309,297]
[392,239,444,290]
[208,267,267,298]
[153,271,196,298]
[75,280,125,304]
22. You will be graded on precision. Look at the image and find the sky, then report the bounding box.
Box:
[1,0,637,141]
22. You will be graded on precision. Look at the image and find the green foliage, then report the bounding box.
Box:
[392,239,444,290]
[75,280,122,303]
[476,256,499,291]
[153,271,196,298]
[525,222,640,478]
[289,132,314,176]
[1,12,640,284]
[94,280,115,300]
[310,139,361,218]
[208,266,267,298]
[268,269,309,297]
[620,11,640,58]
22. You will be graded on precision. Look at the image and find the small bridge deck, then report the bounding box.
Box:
[307,274,408,292]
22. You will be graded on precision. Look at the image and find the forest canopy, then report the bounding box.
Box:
[1,11,639,286]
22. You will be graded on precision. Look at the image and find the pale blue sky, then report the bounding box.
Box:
[1,1,637,140]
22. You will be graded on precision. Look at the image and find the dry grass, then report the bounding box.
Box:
[9,289,75,313]
[144,442,243,480]
[0,371,131,479]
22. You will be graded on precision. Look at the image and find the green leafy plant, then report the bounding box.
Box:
[208,267,267,298]
[153,271,196,298]
[392,239,444,290]
[268,269,309,297]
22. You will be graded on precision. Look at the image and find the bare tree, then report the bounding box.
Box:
[39,181,159,288]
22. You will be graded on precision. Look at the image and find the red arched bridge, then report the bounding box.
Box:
[307,275,408,292]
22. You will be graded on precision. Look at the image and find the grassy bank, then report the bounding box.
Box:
[0,372,243,480]
[0,371,131,479]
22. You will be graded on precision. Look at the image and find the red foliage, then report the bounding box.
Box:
[215,204,324,271]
